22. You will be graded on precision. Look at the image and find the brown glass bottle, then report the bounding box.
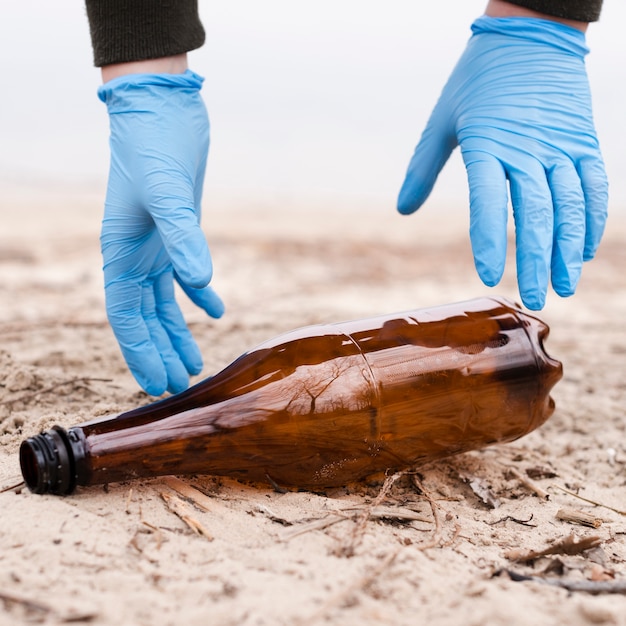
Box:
[20,297,562,495]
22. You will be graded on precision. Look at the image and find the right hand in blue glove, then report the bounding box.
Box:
[397,16,608,310]
[98,70,224,396]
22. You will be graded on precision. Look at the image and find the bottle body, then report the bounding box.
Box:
[20,297,562,494]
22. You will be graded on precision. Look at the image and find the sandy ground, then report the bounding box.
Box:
[1,184,625,626]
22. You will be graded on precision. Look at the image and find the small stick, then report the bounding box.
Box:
[125,488,133,514]
[488,514,537,528]
[556,507,603,529]
[335,471,404,557]
[140,519,164,550]
[160,491,213,540]
[498,569,626,594]
[0,479,24,494]
[161,476,213,512]
[280,514,347,541]
[340,505,432,524]
[552,484,626,517]
[255,504,292,526]
[508,467,550,500]
[281,505,433,542]
[505,534,602,562]
[412,474,447,550]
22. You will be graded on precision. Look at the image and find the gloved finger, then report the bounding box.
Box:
[461,147,508,287]
[146,175,213,289]
[140,280,191,394]
[397,105,458,215]
[104,281,168,396]
[547,161,586,297]
[578,154,609,261]
[157,209,213,289]
[176,274,225,319]
[509,161,554,310]
[153,271,204,377]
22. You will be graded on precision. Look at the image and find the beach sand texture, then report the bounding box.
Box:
[1,186,625,626]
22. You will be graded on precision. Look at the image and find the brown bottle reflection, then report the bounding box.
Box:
[46,297,560,492]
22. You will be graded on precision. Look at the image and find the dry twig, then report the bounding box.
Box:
[488,514,537,528]
[460,473,500,509]
[0,478,24,494]
[507,466,550,500]
[161,476,214,512]
[280,504,432,542]
[497,569,626,594]
[160,491,213,540]
[551,484,626,517]
[280,514,347,541]
[334,472,404,557]
[340,505,432,525]
[556,507,603,529]
[140,520,164,551]
[505,534,603,562]
[255,504,292,526]
[125,488,133,514]
[411,474,461,550]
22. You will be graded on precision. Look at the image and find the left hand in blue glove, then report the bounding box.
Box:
[98,70,224,396]
[397,16,608,309]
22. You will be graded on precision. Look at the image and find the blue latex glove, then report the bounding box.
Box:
[98,70,224,396]
[398,17,608,309]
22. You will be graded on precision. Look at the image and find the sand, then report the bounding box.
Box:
[1,184,625,626]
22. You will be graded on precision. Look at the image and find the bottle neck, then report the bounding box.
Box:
[19,426,86,495]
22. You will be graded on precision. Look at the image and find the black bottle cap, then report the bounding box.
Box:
[19,426,76,495]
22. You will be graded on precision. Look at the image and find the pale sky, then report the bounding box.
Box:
[0,1,624,214]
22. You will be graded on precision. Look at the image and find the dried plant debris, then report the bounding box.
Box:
[525,466,558,480]
[504,534,603,563]
[488,514,537,528]
[160,491,213,540]
[505,466,549,500]
[161,476,214,512]
[552,484,626,517]
[556,507,603,529]
[333,471,404,558]
[497,533,626,595]
[253,504,293,526]
[494,569,626,595]
[460,473,501,509]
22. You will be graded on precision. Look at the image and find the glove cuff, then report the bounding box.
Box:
[97,70,205,105]
[471,16,589,58]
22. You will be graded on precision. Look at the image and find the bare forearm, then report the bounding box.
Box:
[101,54,189,83]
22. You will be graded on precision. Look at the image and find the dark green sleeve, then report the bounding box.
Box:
[84,0,205,67]
[504,1,603,22]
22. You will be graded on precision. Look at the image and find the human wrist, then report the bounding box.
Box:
[101,54,189,84]
[485,0,588,32]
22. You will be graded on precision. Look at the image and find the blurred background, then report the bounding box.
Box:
[0,0,624,214]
